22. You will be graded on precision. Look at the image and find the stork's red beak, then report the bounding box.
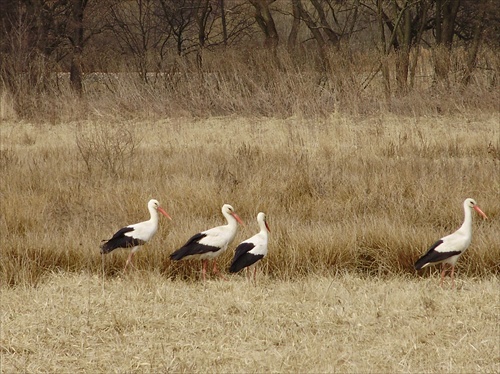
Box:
[158,207,172,220]
[232,213,244,226]
[265,221,270,233]
[473,205,488,219]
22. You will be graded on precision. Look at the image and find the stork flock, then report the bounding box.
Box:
[101,202,269,282]
[100,198,487,287]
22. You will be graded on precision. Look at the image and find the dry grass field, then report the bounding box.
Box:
[1,272,499,373]
[1,113,499,373]
[1,115,499,283]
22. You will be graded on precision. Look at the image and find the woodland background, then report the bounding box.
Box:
[0,0,499,121]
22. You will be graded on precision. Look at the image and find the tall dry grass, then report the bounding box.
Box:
[1,114,498,287]
[1,47,499,123]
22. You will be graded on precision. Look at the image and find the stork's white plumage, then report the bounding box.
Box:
[100,199,172,271]
[414,198,487,287]
[229,212,270,281]
[170,204,244,281]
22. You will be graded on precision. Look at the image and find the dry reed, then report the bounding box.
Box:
[1,47,499,123]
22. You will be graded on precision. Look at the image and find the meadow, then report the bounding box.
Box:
[2,272,499,373]
[1,38,500,371]
[1,112,499,372]
[1,114,499,285]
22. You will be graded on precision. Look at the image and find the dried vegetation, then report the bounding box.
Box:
[1,114,498,286]
[1,273,498,373]
[1,48,499,373]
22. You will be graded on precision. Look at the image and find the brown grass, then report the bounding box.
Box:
[1,42,499,373]
[1,115,499,287]
[1,272,498,373]
[1,110,499,373]
[2,47,499,123]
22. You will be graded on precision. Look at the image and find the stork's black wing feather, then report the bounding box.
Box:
[100,226,145,254]
[229,251,264,273]
[170,233,220,260]
[414,240,461,270]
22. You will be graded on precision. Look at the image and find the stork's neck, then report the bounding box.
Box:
[148,206,159,225]
[223,212,238,230]
[459,203,473,233]
[258,220,267,234]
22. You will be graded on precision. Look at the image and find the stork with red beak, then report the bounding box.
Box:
[170,204,244,281]
[414,198,488,287]
[100,199,172,271]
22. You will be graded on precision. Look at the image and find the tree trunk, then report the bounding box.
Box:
[70,53,83,95]
[287,0,300,51]
[292,0,330,68]
[69,0,87,96]
[395,49,410,93]
[377,0,390,102]
[310,0,340,48]
[394,2,411,93]
[409,1,429,89]
[249,0,279,50]
[220,0,228,46]
[196,0,211,69]
[196,0,210,48]
[434,0,461,83]
[461,1,487,86]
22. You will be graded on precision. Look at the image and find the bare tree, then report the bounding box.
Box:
[374,0,431,93]
[157,0,198,55]
[220,0,228,45]
[195,0,211,48]
[249,0,279,49]
[460,0,485,86]
[109,0,172,80]
[292,0,329,61]
[65,0,112,94]
[156,0,255,55]
[68,0,88,95]
[287,0,301,50]
[432,0,461,83]
[310,0,341,47]
[376,0,391,101]
[358,0,435,97]
[288,0,362,71]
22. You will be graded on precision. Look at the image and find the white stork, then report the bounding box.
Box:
[414,198,488,287]
[170,204,244,281]
[229,212,270,281]
[100,199,172,271]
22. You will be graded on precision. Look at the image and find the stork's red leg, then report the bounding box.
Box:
[202,260,208,282]
[440,263,446,287]
[124,252,135,271]
[450,265,456,289]
[212,260,227,280]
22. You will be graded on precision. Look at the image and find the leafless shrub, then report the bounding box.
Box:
[75,122,140,177]
[0,148,18,171]
[487,139,500,161]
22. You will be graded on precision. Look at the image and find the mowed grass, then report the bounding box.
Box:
[1,272,499,373]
